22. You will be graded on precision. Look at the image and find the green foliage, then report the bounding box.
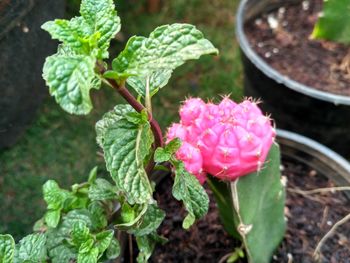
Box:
[4,0,222,262]
[127,69,173,98]
[154,138,182,163]
[230,144,286,263]
[0,235,15,263]
[105,23,218,96]
[312,0,350,44]
[16,233,47,262]
[96,105,154,204]
[136,233,167,263]
[171,160,209,229]
[43,53,98,115]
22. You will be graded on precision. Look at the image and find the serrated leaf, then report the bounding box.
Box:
[111,24,218,81]
[88,178,117,201]
[154,138,182,163]
[43,54,97,115]
[95,105,133,147]
[17,234,47,262]
[312,0,350,44]
[129,204,165,236]
[231,144,286,263]
[80,0,121,58]
[0,234,15,263]
[154,148,171,163]
[41,18,92,53]
[72,222,91,246]
[48,244,76,263]
[88,202,108,230]
[106,238,120,259]
[136,233,166,263]
[172,160,209,229]
[45,210,61,228]
[77,241,98,263]
[95,230,113,255]
[43,180,70,210]
[127,69,172,97]
[96,105,154,204]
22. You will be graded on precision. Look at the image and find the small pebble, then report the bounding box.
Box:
[267,14,279,29]
[22,26,29,33]
[280,164,285,172]
[327,220,333,226]
[309,170,317,176]
[255,18,263,26]
[273,48,279,54]
[257,42,265,48]
[282,21,289,27]
[302,0,310,11]
[265,51,272,58]
[273,255,278,260]
[278,7,286,19]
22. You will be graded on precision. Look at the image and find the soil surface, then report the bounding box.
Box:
[148,160,350,263]
[244,0,350,96]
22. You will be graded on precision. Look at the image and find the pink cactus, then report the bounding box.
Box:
[166,97,275,184]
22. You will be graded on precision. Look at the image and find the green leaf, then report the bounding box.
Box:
[72,222,91,246]
[154,138,182,163]
[111,24,218,81]
[44,210,61,228]
[115,203,148,230]
[0,234,15,263]
[136,233,166,263]
[95,230,113,255]
[129,204,165,236]
[88,178,117,201]
[88,202,108,230]
[43,180,69,210]
[127,69,172,97]
[77,240,99,263]
[172,160,209,229]
[231,144,286,263]
[48,244,76,263]
[17,234,47,262]
[312,0,350,44]
[88,166,98,184]
[106,238,120,259]
[43,54,97,115]
[41,18,92,53]
[96,105,154,204]
[80,0,121,58]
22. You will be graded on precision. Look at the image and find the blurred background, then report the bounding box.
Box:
[0,0,242,240]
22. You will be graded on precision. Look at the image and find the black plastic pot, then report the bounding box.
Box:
[0,0,65,150]
[277,129,350,185]
[236,0,350,158]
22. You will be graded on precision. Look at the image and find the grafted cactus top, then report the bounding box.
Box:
[167,97,276,183]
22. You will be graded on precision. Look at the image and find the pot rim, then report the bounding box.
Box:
[277,129,350,176]
[236,0,350,106]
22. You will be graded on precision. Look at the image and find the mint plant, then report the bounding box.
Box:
[0,0,286,262]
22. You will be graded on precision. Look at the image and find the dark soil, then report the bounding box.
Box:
[148,160,350,263]
[244,0,350,96]
[151,177,240,263]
